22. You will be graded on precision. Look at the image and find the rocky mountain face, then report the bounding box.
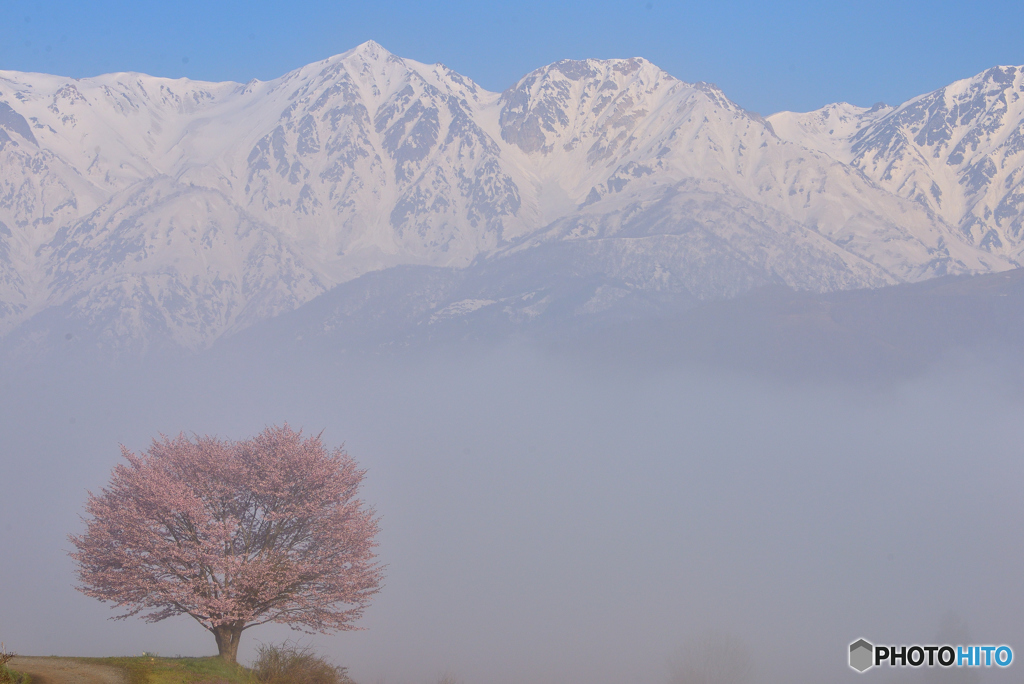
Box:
[769,65,1024,259]
[1,42,1022,355]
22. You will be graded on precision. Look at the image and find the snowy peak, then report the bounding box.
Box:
[287,40,486,111]
[770,65,1024,257]
[0,69,241,177]
[239,42,519,274]
[767,102,893,162]
[495,56,781,207]
[498,57,677,155]
[870,65,1024,156]
[849,64,1024,179]
[346,39,393,62]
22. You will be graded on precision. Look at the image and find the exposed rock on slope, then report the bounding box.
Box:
[2,43,1022,353]
[770,66,1024,259]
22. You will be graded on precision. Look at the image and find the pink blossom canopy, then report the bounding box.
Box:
[69,425,383,635]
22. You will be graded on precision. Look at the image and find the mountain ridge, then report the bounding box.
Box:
[769,65,1024,257]
[2,42,1023,355]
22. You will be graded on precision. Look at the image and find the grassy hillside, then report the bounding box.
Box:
[20,646,356,684]
[83,656,255,683]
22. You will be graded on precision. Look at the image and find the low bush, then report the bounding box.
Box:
[0,663,29,684]
[0,644,27,684]
[252,643,353,684]
[0,665,28,684]
[0,667,23,684]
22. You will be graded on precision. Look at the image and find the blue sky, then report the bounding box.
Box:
[1,0,1021,115]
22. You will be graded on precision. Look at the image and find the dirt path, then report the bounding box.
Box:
[9,656,127,684]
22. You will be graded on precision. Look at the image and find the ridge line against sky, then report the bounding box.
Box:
[1,0,1022,116]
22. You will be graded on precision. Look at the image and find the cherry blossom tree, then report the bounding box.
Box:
[69,425,383,663]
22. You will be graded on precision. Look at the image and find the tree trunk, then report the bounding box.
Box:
[212,622,245,663]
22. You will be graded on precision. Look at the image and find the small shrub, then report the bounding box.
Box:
[252,642,354,684]
[0,643,26,684]
[0,664,28,684]
[435,673,463,684]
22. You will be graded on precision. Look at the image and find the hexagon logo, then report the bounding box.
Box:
[850,639,874,672]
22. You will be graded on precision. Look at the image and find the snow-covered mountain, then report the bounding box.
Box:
[2,42,1022,354]
[770,66,1024,257]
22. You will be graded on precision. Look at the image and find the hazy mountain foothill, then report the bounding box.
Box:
[1,42,1024,377]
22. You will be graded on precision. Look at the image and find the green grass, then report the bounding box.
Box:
[0,663,31,684]
[76,656,255,684]
[5,646,351,684]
